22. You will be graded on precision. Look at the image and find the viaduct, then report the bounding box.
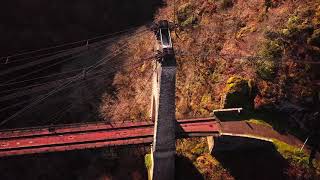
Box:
[0,20,310,180]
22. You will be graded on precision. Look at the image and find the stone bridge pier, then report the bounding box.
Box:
[148,20,215,179]
[149,52,177,180]
[149,20,177,180]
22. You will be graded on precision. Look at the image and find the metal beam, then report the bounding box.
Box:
[0,119,220,157]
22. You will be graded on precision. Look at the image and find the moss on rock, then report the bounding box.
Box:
[308,29,320,47]
[177,3,198,27]
[144,153,152,170]
[256,59,277,80]
[223,76,257,110]
[259,39,283,60]
[191,142,208,156]
[272,140,310,167]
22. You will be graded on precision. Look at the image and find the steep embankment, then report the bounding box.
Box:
[98,0,320,178]
[102,0,319,121]
[1,0,319,179]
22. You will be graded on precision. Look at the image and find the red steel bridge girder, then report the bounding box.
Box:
[0,118,220,157]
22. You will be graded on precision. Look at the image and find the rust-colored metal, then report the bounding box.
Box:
[0,118,220,157]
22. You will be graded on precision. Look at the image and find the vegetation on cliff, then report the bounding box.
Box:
[98,0,320,178]
[101,0,319,121]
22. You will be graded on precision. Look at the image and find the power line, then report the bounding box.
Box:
[2,48,77,65]
[1,28,147,65]
[2,51,90,84]
[0,38,112,78]
[0,58,148,123]
[0,68,84,87]
[80,29,149,73]
[0,100,30,113]
[44,59,150,125]
[0,54,150,103]
[0,29,150,126]
[0,71,109,113]
[0,78,96,114]
[0,25,148,61]
[0,45,129,126]
[0,46,88,77]
[0,59,148,129]
[0,28,148,82]
[0,65,118,96]
[0,55,123,102]
[2,41,110,84]
[1,56,150,100]
[49,104,74,124]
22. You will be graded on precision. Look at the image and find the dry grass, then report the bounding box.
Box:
[95,1,320,178]
[99,0,319,121]
[99,30,156,122]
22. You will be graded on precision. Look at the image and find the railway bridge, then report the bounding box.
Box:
[0,117,221,157]
[0,20,315,180]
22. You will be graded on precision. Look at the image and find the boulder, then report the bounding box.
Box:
[222,76,257,110]
[308,29,320,47]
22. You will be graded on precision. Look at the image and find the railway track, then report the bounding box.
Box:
[0,118,220,157]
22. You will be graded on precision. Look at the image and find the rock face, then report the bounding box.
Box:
[222,76,257,110]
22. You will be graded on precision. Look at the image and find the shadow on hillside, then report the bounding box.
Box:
[215,109,308,139]
[0,146,149,180]
[175,155,204,180]
[0,0,164,129]
[213,136,289,180]
[0,0,164,56]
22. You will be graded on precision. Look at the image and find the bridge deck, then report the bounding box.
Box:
[220,121,304,147]
[0,118,220,157]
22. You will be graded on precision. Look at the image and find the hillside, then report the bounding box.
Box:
[98,0,320,178]
[102,0,319,123]
[0,0,319,179]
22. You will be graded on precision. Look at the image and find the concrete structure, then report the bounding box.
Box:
[207,136,215,153]
[149,47,177,180]
[149,20,177,180]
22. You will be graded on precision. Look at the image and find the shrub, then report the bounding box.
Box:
[191,143,208,156]
[144,153,152,170]
[225,76,249,93]
[177,3,198,27]
[255,38,281,80]
[273,140,309,167]
[259,39,283,60]
[221,0,234,9]
[236,26,257,39]
[200,94,214,111]
[223,76,257,109]
[256,59,277,80]
[264,0,272,12]
[281,15,313,39]
[258,11,268,22]
[308,29,320,47]
[181,15,198,27]
[287,16,301,29]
